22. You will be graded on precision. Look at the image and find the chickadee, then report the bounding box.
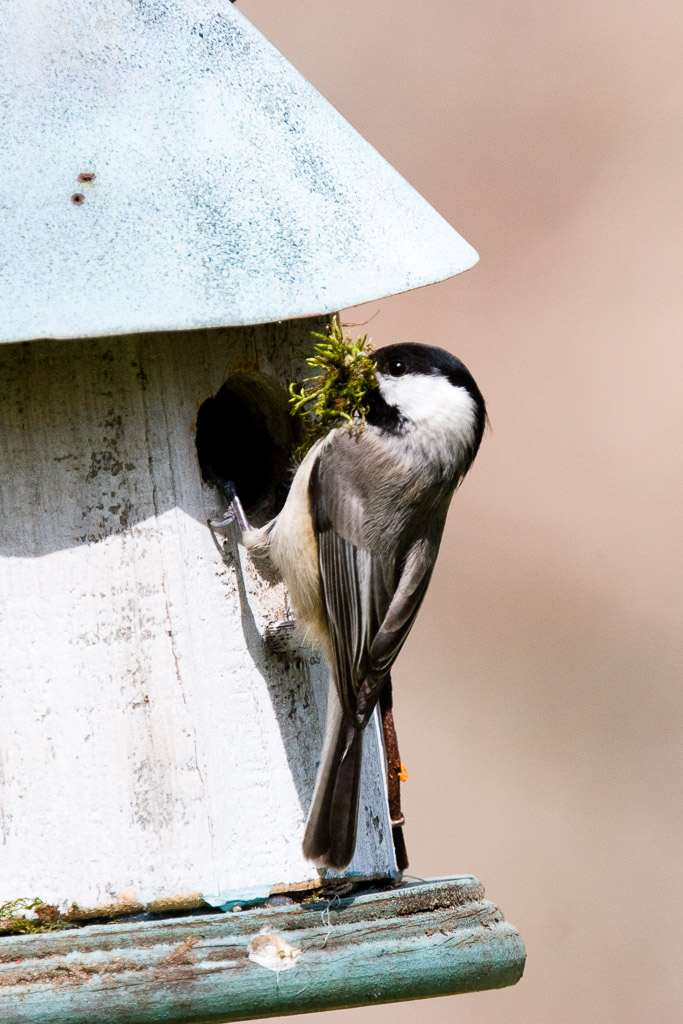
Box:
[227,343,486,870]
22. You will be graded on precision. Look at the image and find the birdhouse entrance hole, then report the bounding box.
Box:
[196,372,295,514]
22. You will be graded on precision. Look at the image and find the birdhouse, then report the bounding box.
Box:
[0,2,524,1020]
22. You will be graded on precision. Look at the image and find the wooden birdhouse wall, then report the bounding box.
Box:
[0,321,397,915]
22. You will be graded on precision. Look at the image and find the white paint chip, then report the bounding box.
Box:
[248,929,302,972]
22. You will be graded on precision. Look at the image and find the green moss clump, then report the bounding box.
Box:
[289,317,377,457]
[0,897,75,935]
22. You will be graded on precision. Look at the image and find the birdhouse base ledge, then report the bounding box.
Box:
[0,875,525,1024]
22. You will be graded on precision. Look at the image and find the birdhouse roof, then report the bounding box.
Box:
[0,1,478,344]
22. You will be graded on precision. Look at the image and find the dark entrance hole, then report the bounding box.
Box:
[196,373,294,514]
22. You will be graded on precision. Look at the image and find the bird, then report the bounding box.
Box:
[219,342,486,870]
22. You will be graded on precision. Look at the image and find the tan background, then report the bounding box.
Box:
[239,2,683,1022]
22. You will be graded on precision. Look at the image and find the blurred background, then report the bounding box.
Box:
[239,2,683,1022]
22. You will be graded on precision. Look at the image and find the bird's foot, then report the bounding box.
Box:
[204,466,251,535]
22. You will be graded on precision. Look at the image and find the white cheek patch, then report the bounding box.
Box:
[376,372,478,447]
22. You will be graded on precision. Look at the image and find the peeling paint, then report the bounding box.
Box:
[204,885,271,911]
[162,935,198,967]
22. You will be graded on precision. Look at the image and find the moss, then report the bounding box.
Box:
[0,897,76,935]
[288,316,377,458]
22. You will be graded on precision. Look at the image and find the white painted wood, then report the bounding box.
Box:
[0,0,477,345]
[0,322,396,915]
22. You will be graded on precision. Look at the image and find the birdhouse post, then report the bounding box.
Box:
[0,2,524,1020]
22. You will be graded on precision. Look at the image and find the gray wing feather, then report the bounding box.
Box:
[355,542,433,721]
[317,527,378,720]
[311,454,433,728]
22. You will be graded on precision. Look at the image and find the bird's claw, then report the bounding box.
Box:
[209,509,237,531]
[203,466,251,536]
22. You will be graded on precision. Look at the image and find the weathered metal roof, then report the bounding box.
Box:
[0,1,478,343]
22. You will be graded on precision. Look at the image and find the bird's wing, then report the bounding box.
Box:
[310,451,433,728]
[355,540,433,722]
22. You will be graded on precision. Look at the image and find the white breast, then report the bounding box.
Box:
[243,436,329,648]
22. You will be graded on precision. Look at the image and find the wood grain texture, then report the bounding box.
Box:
[0,877,526,1023]
[0,322,396,914]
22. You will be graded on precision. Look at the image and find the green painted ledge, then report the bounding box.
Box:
[0,876,525,1024]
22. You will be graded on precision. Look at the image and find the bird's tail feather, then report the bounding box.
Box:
[303,689,363,870]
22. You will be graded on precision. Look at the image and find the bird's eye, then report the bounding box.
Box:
[388,359,407,377]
